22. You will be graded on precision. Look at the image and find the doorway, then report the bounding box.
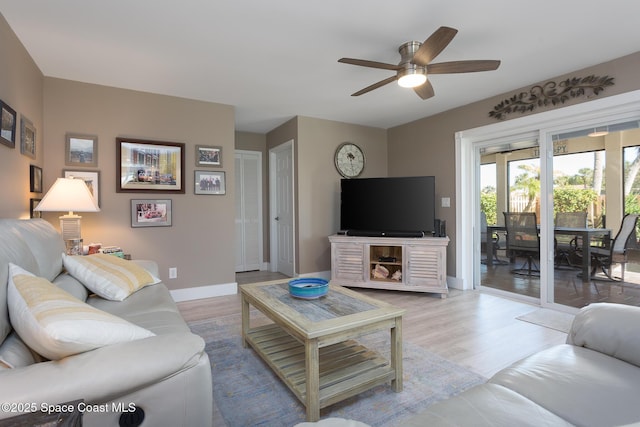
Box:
[458,90,640,310]
[235,150,263,272]
[269,140,295,277]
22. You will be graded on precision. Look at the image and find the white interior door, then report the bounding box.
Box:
[235,150,263,272]
[269,140,295,276]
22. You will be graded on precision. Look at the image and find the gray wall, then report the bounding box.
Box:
[388,51,640,277]
[4,10,640,288]
[42,78,236,290]
[0,14,44,219]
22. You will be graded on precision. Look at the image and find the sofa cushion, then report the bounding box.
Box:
[7,264,155,360]
[88,284,190,335]
[490,344,640,427]
[567,302,640,368]
[12,219,65,281]
[63,253,160,301]
[0,332,36,369]
[0,223,40,346]
[401,383,572,427]
[52,273,89,302]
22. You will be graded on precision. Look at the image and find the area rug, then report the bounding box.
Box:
[189,315,486,427]
[516,308,575,333]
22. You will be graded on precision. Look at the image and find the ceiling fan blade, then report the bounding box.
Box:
[414,80,435,100]
[338,58,400,71]
[412,26,458,66]
[351,75,398,96]
[427,60,501,74]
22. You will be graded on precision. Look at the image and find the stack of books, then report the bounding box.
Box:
[99,246,125,258]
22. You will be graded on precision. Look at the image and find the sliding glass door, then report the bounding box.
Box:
[474,119,640,309]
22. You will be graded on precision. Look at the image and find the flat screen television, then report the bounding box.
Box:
[340,176,436,237]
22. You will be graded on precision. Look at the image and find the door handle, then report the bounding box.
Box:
[275,216,280,221]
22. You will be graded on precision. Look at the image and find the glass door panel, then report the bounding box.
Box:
[478,140,540,301]
[549,123,640,309]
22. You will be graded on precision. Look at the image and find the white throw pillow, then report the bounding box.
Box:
[63,253,160,301]
[7,264,155,360]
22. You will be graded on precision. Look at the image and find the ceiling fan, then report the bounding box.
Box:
[338,26,500,99]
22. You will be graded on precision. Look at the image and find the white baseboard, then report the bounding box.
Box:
[170,282,237,302]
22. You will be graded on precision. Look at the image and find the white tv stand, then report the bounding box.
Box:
[328,234,449,297]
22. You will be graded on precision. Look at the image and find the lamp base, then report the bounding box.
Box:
[60,214,82,241]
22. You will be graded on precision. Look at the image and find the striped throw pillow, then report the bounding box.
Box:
[7,264,154,360]
[63,253,160,301]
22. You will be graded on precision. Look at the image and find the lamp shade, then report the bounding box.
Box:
[35,177,100,213]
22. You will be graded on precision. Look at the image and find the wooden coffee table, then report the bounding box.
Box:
[240,281,405,422]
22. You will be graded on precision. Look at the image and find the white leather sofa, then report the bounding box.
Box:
[402,302,640,427]
[0,219,212,426]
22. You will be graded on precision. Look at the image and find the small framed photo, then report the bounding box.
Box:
[64,170,100,208]
[20,115,36,159]
[30,198,42,218]
[195,170,226,195]
[117,138,185,193]
[0,100,17,148]
[30,165,43,193]
[65,133,98,167]
[196,145,222,167]
[131,199,172,227]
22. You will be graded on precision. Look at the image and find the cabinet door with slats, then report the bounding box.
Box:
[405,245,443,287]
[332,242,365,283]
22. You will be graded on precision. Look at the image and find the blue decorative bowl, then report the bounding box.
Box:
[288,278,329,299]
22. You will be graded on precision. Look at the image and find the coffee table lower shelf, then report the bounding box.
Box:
[245,323,396,410]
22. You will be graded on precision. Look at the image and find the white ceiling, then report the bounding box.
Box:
[2,1,640,133]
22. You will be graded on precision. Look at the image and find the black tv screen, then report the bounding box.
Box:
[340,176,436,236]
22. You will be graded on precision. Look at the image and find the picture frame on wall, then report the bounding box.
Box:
[194,170,226,195]
[20,115,36,159]
[30,198,42,218]
[64,169,100,208]
[0,100,17,148]
[65,134,98,167]
[117,138,185,193]
[30,165,42,193]
[131,199,172,227]
[195,145,222,167]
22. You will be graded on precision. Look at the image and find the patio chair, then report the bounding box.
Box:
[481,211,506,265]
[554,211,587,268]
[590,213,639,283]
[504,212,540,276]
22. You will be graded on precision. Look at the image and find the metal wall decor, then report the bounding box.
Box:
[489,75,615,120]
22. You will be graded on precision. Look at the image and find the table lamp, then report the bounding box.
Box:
[34,177,100,241]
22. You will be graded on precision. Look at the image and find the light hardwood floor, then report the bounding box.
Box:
[178,284,566,380]
[178,283,567,426]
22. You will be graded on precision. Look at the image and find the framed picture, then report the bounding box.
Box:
[30,165,42,193]
[195,145,222,167]
[0,100,16,148]
[64,169,100,208]
[20,115,36,159]
[65,134,98,167]
[131,199,172,227]
[117,138,185,193]
[30,198,41,218]
[195,170,226,195]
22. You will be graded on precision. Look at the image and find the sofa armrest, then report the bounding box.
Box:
[131,259,159,277]
[567,302,640,367]
[0,332,206,416]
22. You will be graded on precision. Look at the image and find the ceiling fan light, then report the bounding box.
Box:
[398,73,426,88]
[588,126,609,137]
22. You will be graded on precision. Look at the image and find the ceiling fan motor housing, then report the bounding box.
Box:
[398,41,427,85]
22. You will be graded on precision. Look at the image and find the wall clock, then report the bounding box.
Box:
[334,142,365,178]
